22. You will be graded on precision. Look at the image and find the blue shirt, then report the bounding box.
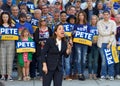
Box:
[15,22,34,35]
[113,2,120,10]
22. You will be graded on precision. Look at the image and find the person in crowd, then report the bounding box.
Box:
[68,6,76,16]
[18,0,35,13]
[59,11,72,80]
[54,1,62,11]
[104,0,116,17]
[53,10,60,26]
[26,14,32,23]
[42,24,72,86]
[41,4,49,19]
[15,13,33,36]
[96,1,104,14]
[1,0,13,12]
[88,15,99,80]
[17,29,33,81]
[65,0,75,10]
[0,0,3,9]
[84,0,99,23]
[19,3,30,14]
[97,10,116,81]
[0,11,15,81]
[31,18,52,80]
[43,0,50,5]
[66,15,77,79]
[113,0,120,14]
[30,9,41,32]
[75,0,82,12]
[49,4,55,16]
[46,14,54,29]
[73,11,89,81]
[11,5,19,24]
[15,13,33,80]
[115,14,120,79]
[36,0,45,9]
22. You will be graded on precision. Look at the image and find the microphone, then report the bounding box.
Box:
[64,34,72,46]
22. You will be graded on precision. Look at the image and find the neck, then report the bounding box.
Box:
[61,21,66,24]
[79,21,84,24]
[92,24,96,26]
[20,21,25,25]
[104,19,109,22]
[41,26,46,29]
[56,37,61,41]
[23,36,28,39]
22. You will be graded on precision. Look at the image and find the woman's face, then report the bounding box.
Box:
[23,30,29,37]
[55,25,65,38]
[79,13,84,21]
[91,16,97,25]
[2,14,9,23]
[41,19,46,26]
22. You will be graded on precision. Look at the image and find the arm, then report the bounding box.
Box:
[97,21,112,36]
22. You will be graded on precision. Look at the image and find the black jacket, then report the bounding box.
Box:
[41,38,68,71]
[33,27,52,57]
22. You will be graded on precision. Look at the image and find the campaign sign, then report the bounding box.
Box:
[103,48,114,65]
[89,28,98,41]
[16,42,36,53]
[0,27,18,40]
[31,18,39,32]
[63,24,72,36]
[73,31,94,46]
[27,4,35,13]
[103,46,119,65]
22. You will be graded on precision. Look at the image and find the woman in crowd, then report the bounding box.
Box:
[42,24,72,86]
[32,18,52,80]
[88,15,99,80]
[0,11,15,81]
[73,11,89,81]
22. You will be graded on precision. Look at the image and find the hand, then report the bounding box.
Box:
[42,63,48,74]
[107,43,111,49]
[41,41,45,46]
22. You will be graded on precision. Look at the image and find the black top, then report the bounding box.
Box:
[41,38,68,71]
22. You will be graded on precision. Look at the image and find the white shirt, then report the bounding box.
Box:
[56,38,62,51]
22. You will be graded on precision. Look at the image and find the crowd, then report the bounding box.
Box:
[0,0,120,82]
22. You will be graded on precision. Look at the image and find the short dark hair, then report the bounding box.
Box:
[60,11,66,15]
[103,10,110,14]
[18,13,27,19]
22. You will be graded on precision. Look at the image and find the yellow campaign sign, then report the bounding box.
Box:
[117,46,120,50]
[1,35,18,40]
[93,36,98,41]
[32,26,38,32]
[112,46,119,63]
[17,48,36,53]
[73,38,92,46]
[65,32,72,37]
[0,27,19,40]
[16,41,36,53]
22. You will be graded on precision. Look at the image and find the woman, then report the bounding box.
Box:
[0,11,15,81]
[73,11,89,81]
[31,18,52,79]
[88,15,99,80]
[42,24,72,86]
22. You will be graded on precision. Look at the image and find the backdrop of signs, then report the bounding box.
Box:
[16,41,36,53]
[0,27,18,40]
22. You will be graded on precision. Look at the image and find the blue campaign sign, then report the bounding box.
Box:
[63,24,72,36]
[73,30,94,46]
[103,48,114,65]
[0,27,19,40]
[16,41,36,53]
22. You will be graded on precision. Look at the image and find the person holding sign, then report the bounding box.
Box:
[0,11,15,81]
[42,24,72,86]
[88,15,99,80]
[97,10,116,81]
[73,11,90,81]
[17,28,33,81]
[31,18,52,80]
